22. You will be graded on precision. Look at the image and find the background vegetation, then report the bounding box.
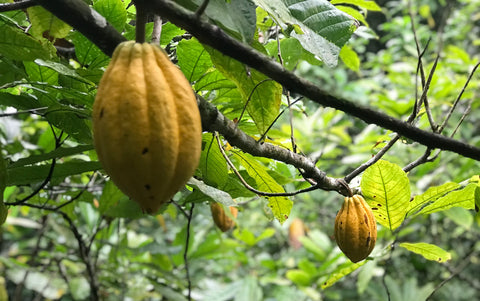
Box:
[1,0,480,300]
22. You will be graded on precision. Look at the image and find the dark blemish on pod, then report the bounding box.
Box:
[364,214,368,224]
[142,147,149,154]
[99,108,104,118]
[145,184,151,190]
[366,235,371,247]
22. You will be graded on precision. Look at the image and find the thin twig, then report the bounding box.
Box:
[195,0,210,17]
[238,78,273,133]
[438,62,480,133]
[215,132,321,197]
[426,248,478,300]
[184,203,194,301]
[259,97,303,143]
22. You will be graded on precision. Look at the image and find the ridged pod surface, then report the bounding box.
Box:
[92,41,202,214]
[334,195,377,262]
[210,203,238,232]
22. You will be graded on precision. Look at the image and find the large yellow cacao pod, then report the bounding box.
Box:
[334,195,377,263]
[210,203,238,232]
[92,41,202,214]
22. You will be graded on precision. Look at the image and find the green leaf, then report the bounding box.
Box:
[159,22,186,47]
[198,134,228,188]
[187,178,236,206]
[34,59,94,85]
[23,61,58,85]
[407,182,460,216]
[93,0,127,32]
[320,261,366,289]
[8,145,94,168]
[299,236,327,260]
[206,46,282,134]
[175,0,257,43]
[336,5,367,26]
[69,277,90,300]
[0,93,41,110]
[265,37,318,70]
[416,183,476,216]
[233,152,293,224]
[443,207,474,229]
[399,242,451,263]
[331,0,382,11]
[286,269,312,286]
[0,22,56,61]
[26,6,72,39]
[235,276,263,301]
[254,0,358,66]
[177,39,213,83]
[339,44,360,71]
[70,32,110,69]
[360,160,411,231]
[99,181,144,218]
[6,161,101,186]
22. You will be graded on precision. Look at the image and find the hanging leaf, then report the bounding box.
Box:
[27,6,72,39]
[233,152,292,224]
[206,46,283,135]
[320,261,366,289]
[399,242,451,263]
[177,38,213,83]
[187,178,236,207]
[360,160,410,231]
[198,134,228,188]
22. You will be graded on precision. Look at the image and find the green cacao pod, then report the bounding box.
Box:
[210,203,238,232]
[92,41,202,214]
[334,195,377,262]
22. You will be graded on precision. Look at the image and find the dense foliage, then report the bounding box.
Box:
[1,0,480,300]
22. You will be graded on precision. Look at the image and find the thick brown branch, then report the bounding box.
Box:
[34,0,480,163]
[145,0,480,161]
[0,0,36,12]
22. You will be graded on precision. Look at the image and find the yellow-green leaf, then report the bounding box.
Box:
[360,160,410,231]
[399,242,451,263]
[339,44,360,71]
[407,182,460,216]
[321,261,366,289]
[206,45,282,135]
[27,6,72,39]
[416,183,476,216]
[233,152,292,224]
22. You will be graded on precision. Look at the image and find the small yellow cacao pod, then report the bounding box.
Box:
[210,203,238,232]
[92,41,202,214]
[288,218,306,250]
[334,195,377,263]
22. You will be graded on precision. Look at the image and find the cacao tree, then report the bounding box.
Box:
[0,0,479,300]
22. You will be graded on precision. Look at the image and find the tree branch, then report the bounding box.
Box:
[0,0,36,12]
[33,0,126,56]
[34,0,480,164]
[145,0,480,161]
